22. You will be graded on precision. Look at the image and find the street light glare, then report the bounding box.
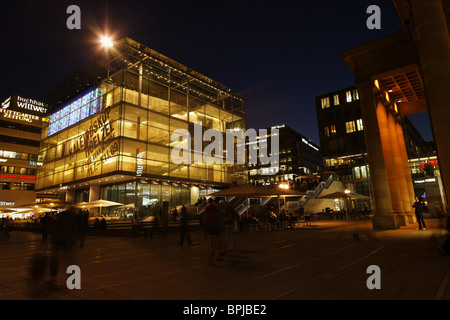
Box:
[100,36,113,48]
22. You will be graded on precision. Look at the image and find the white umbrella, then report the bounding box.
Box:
[87,200,124,216]
[117,203,135,209]
[72,201,90,208]
[87,200,124,207]
[318,191,370,220]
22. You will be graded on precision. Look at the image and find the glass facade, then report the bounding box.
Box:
[36,37,245,211]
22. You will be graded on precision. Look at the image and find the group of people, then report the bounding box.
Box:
[0,217,11,239]
[29,207,90,286]
[201,198,240,266]
[194,197,208,206]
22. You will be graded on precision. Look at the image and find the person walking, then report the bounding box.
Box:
[413,196,426,230]
[149,208,162,239]
[178,205,192,246]
[40,212,50,242]
[223,201,238,252]
[204,198,222,265]
[48,208,79,286]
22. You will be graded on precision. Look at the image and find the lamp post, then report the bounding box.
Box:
[279,183,289,214]
[344,189,351,221]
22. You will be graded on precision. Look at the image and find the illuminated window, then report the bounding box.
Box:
[325,124,336,137]
[346,91,352,103]
[333,95,339,106]
[352,89,359,100]
[321,97,330,109]
[330,124,336,135]
[356,118,364,131]
[346,121,356,133]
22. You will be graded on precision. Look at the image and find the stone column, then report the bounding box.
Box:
[356,81,398,230]
[410,0,450,211]
[65,189,76,204]
[89,184,100,216]
[387,110,409,225]
[376,100,403,214]
[395,119,417,223]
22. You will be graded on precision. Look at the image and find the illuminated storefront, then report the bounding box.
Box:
[36,37,246,216]
[0,95,47,212]
[409,155,446,216]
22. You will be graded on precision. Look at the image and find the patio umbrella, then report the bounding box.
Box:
[17,200,73,211]
[264,186,307,215]
[117,203,135,209]
[210,185,274,197]
[318,191,370,220]
[318,191,370,200]
[87,199,124,216]
[264,188,307,197]
[72,201,90,208]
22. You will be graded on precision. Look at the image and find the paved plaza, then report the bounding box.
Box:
[1,217,450,303]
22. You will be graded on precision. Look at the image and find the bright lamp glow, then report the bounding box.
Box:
[100,36,113,48]
[279,183,289,189]
[344,189,351,194]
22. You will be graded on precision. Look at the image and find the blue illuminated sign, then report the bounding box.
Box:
[48,88,103,136]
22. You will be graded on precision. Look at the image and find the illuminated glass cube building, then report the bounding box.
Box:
[36,37,246,216]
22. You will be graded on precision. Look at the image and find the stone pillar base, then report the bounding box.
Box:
[372,215,399,230]
[395,214,409,226]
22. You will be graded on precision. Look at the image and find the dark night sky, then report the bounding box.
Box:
[0,0,433,145]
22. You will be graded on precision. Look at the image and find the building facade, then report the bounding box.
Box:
[36,37,246,217]
[0,95,47,213]
[247,124,322,185]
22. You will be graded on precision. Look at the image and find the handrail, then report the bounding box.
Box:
[303,174,334,205]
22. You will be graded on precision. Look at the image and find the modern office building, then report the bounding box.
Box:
[0,95,47,212]
[316,87,372,208]
[36,37,246,217]
[316,86,437,211]
[247,124,322,185]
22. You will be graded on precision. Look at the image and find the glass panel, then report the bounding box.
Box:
[148,82,169,114]
[147,160,169,176]
[170,89,188,121]
[148,127,169,145]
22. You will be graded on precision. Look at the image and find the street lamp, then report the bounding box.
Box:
[100,36,113,48]
[278,183,289,214]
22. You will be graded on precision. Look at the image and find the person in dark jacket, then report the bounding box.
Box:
[413,196,426,230]
[178,205,191,245]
